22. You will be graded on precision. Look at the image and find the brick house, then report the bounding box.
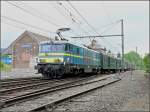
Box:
[3,31,53,68]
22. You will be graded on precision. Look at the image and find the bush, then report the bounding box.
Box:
[0,61,12,72]
[143,54,150,73]
[0,61,4,68]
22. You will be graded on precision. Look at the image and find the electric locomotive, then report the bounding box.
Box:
[35,41,101,79]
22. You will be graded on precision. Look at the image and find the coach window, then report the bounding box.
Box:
[77,48,79,54]
[70,45,73,51]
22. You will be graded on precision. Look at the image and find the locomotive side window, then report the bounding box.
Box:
[77,48,80,54]
[65,44,68,51]
[70,44,73,51]
[65,44,69,51]
[65,44,73,52]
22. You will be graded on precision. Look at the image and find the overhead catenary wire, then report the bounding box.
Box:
[57,1,81,24]
[99,20,121,35]
[17,1,65,28]
[6,1,61,27]
[97,2,122,50]
[1,16,56,34]
[60,1,120,38]
[97,20,120,33]
[18,1,80,39]
[1,21,56,39]
[100,1,114,24]
[51,2,73,26]
[2,20,26,30]
[67,1,103,36]
[55,1,92,36]
[18,1,82,37]
[67,1,120,52]
[2,17,72,40]
[5,1,76,39]
[56,1,95,43]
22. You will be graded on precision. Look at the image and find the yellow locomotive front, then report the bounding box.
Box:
[36,42,69,79]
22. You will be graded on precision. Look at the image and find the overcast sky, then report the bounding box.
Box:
[1,1,149,57]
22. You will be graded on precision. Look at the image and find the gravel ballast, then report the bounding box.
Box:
[51,70,149,112]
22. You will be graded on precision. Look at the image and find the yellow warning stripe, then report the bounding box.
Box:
[39,58,64,63]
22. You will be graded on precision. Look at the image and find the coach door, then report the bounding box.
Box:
[65,44,72,64]
[69,44,73,64]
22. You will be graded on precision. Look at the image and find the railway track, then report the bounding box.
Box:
[0,78,66,91]
[0,74,120,112]
[0,77,86,98]
[0,77,42,87]
[0,73,111,88]
[0,77,41,83]
[0,74,105,107]
[31,77,121,112]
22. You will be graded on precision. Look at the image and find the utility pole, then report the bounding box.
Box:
[121,19,124,72]
[136,46,137,54]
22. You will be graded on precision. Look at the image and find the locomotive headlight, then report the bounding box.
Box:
[39,59,46,63]
[36,57,41,63]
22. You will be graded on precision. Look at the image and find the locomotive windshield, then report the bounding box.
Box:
[40,44,64,53]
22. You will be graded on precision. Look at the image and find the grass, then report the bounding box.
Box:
[0,62,12,72]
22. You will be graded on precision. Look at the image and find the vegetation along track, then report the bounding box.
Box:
[0,74,109,108]
[0,75,121,112]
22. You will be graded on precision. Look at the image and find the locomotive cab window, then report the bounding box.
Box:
[40,44,64,53]
[65,44,73,52]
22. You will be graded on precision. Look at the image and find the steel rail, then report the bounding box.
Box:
[0,78,74,94]
[30,78,121,112]
[0,79,47,88]
[0,77,42,85]
[0,75,110,108]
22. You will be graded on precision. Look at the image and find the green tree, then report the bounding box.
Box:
[124,51,144,69]
[143,54,150,73]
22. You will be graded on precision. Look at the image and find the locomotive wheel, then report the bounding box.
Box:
[51,70,57,79]
[47,73,52,79]
[42,73,49,79]
[57,68,65,79]
[46,68,52,79]
[74,69,79,75]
